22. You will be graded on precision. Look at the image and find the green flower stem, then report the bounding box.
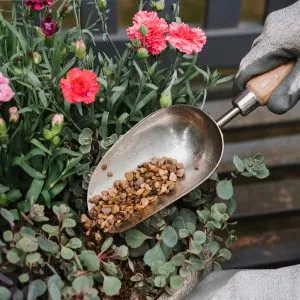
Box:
[94,0,121,59]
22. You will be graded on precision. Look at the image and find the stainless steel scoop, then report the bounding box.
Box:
[87,62,294,233]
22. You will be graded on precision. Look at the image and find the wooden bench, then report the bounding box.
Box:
[206,99,300,269]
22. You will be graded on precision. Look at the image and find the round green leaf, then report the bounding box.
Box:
[117,245,128,258]
[17,236,38,252]
[216,180,233,200]
[60,246,74,260]
[208,241,220,255]
[161,226,178,248]
[102,261,118,276]
[219,248,232,260]
[158,262,175,275]
[0,287,11,300]
[80,250,100,271]
[143,244,165,267]
[27,280,47,300]
[170,275,183,289]
[26,252,41,266]
[193,231,206,244]
[185,222,196,234]
[233,155,245,172]
[6,249,20,264]
[179,267,191,278]
[67,237,82,249]
[125,229,149,248]
[42,224,59,237]
[190,239,203,255]
[37,236,59,254]
[103,276,121,296]
[3,230,13,242]
[72,275,90,292]
[171,253,185,266]
[62,218,76,229]
[151,260,164,275]
[0,208,14,226]
[18,273,29,283]
[154,275,166,288]
[101,237,113,252]
[178,229,189,239]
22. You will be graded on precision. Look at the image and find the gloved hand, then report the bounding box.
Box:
[233,1,300,114]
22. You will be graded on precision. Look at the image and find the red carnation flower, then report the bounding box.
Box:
[60,68,100,104]
[167,22,206,55]
[41,16,59,37]
[25,0,53,11]
[127,11,169,55]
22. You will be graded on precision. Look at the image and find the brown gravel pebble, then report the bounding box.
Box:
[107,172,113,177]
[82,157,185,233]
[101,164,107,171]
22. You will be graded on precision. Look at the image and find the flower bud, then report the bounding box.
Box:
[136,47,149,59]
[0,119,9,145]
[13,68,23,77]
[30,204,49,222]
[51,113,64,127]
[139,25,148,35]
[98,0,107,9]
[160,88,172,108]
[32,52,42,64]
[41,16,59,37]
[43,128,53,140]
[151,0,165,11]
[52,136,61,146]
[0,118,7,136]
[131,39,141,48]
[35,26,45,38]
[0,193,8,206]
[9,107,20,124]
[74,40,86,59]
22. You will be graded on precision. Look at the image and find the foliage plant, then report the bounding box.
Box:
[0,0,269,299]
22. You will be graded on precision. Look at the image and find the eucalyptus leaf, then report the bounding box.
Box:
[101,237,113,253]
[125,229,150,248]
[6,249,20,264]
[27,279,47,300]
[66,237,82,249]
[170,275,183,289]
[37,236,59,254]
[143,244,165,267]
[62,218,76,228]
[80,250,100,271]
[0,287,11,300]
[216,180,233,200]
[161,226,178,248]
[233,155,245,172]
[60,246,74,260]
[154,275,166,288]
[193,231,206,244]
[171,253,185,266]
[103,276,121,296]
[25,252,41,266]
[1,208,14,226]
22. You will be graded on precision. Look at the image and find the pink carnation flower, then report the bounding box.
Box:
[0,73,14,103]
[167,22,206,55]
[127,11,169,55]
[25,0,53,11]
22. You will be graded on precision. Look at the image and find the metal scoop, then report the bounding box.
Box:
[88,62,294,233]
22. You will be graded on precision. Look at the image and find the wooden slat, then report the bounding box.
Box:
[205,100,300,129]
[225,228,300,269]
[233,178,300,218]
[204,0,241,29]
[219,133,300,173]
[80,0,117,33]
[264,0,297,20]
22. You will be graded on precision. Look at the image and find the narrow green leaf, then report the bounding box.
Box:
[30,139,52,155]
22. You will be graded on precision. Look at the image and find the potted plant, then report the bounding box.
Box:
[0,0,269,299]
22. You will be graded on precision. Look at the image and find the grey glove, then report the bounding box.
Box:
[234,1,300,114]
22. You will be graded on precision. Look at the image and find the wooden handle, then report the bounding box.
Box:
[246,61,296,105]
